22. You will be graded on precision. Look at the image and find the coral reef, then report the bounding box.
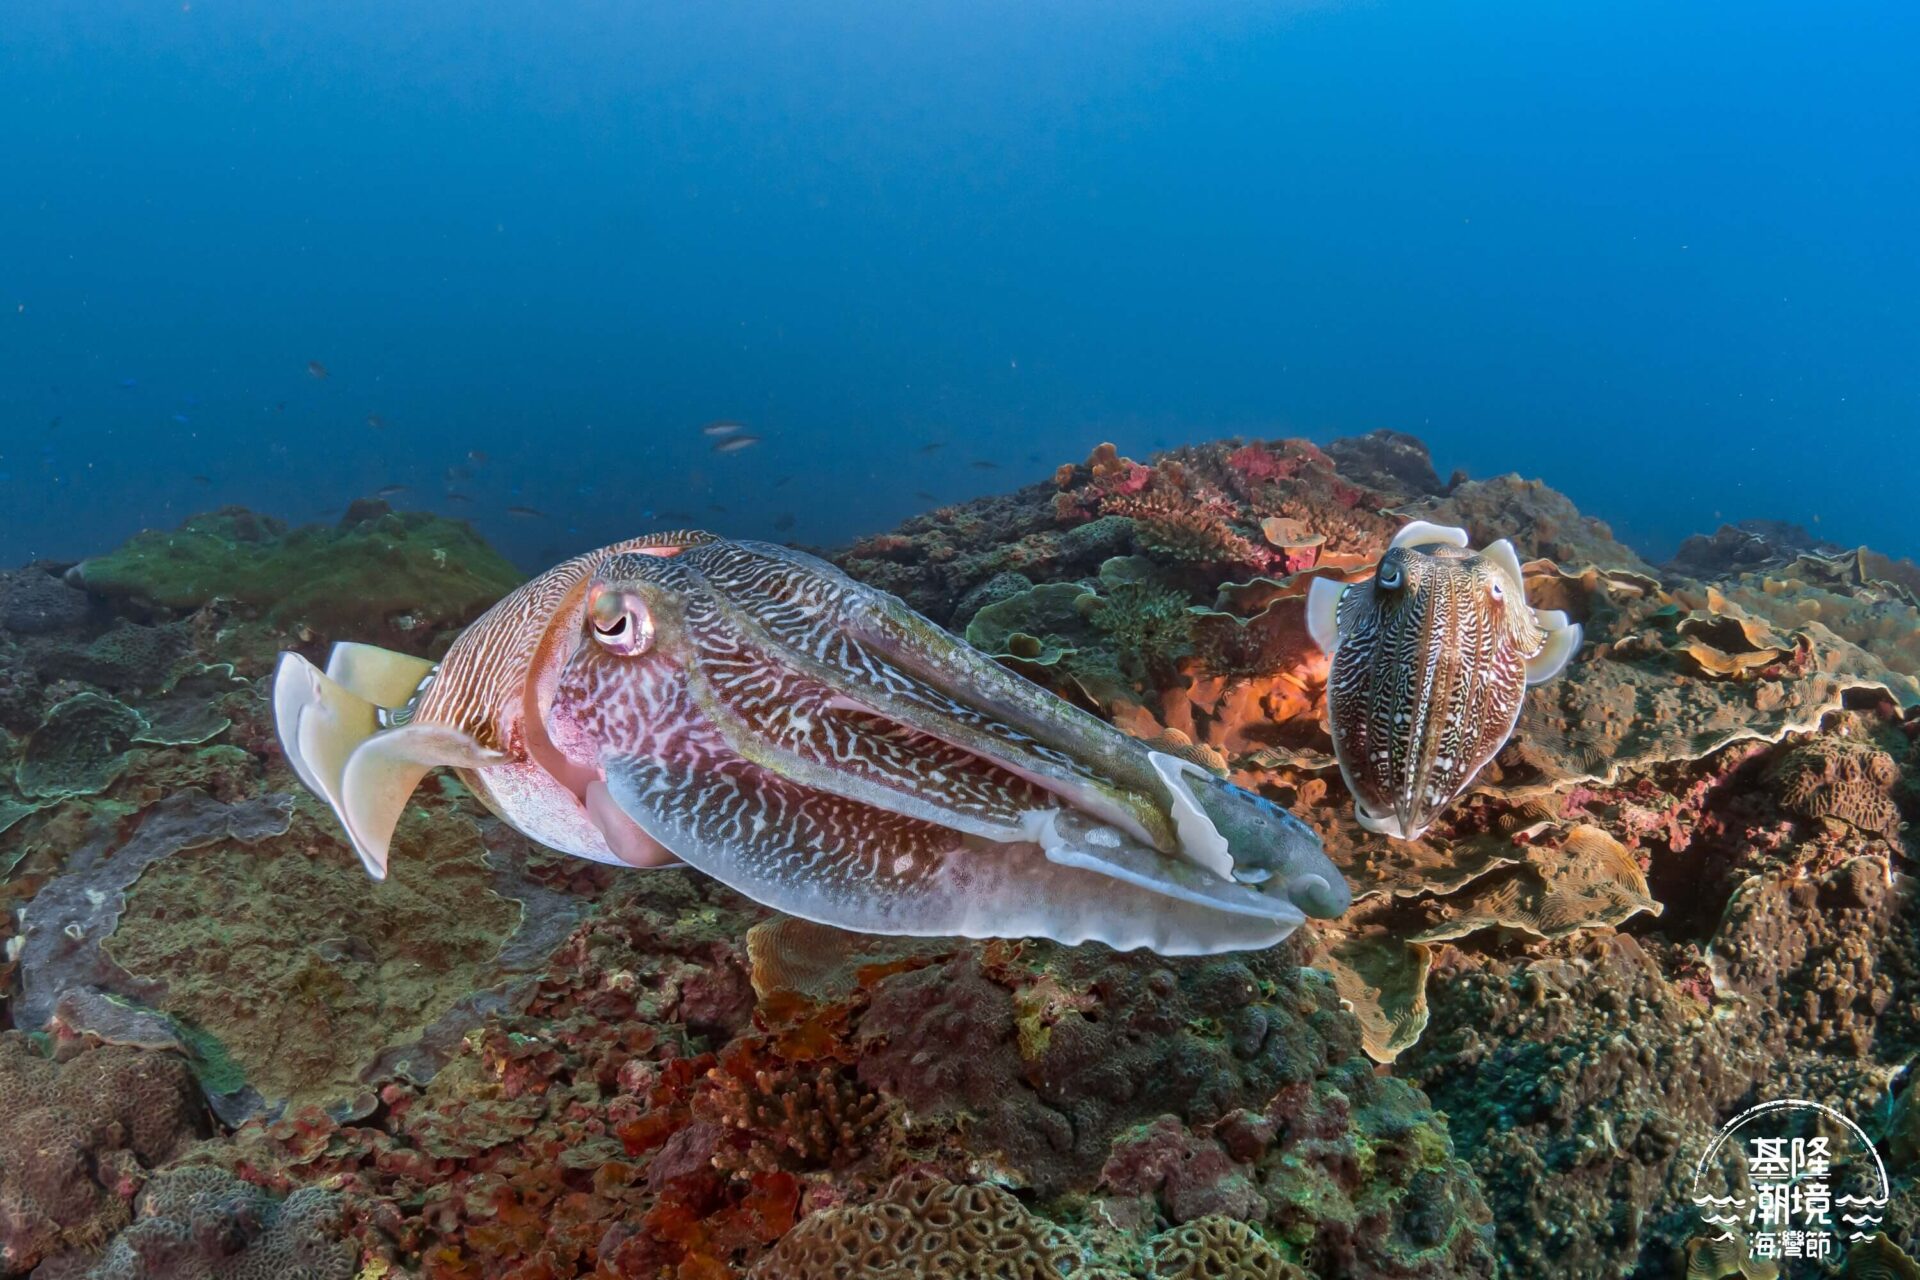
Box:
[750,1178,1082,1279]
[3,439,1918,1279]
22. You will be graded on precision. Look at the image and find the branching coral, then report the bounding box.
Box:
[698,1051,888,1175]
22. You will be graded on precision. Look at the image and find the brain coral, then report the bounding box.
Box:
[0,1035,208,1275]
[1146,1217,1309,1279]
[749,1177,1080,1280]
[35,1166,352,1280]
[1766,733,1904,840]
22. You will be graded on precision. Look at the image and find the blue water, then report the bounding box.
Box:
[5,2,1917,569]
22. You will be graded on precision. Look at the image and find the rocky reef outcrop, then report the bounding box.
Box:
[0,439,1916,1278]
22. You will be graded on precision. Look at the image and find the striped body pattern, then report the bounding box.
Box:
[539,538,1350,951]
[278,533,1353,956]
[1310,523,1582,841]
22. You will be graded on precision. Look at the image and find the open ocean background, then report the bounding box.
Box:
[4,0,1916,570]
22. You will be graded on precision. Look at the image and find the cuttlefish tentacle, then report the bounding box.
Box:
[720,542,1340,907]
[1312,521,1582,841]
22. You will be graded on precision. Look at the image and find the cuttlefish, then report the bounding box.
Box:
[275,534,1349,955]
[1306,521,1582,841]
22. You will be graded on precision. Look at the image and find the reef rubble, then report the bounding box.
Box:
[0,442,1916,1278]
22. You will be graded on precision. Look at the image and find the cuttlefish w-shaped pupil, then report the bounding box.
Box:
[590,589,653,656]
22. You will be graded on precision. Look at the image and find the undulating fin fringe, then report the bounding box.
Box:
[275,645,503,880]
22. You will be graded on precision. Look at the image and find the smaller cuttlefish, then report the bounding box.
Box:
[275,534,1350,955]
[1306,521,1582,841]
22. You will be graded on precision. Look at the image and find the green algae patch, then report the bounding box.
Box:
[71,506,523,639]
[104,804,523,1114]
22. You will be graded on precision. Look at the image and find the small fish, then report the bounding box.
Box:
[506,505,548,519]
[772,475,794,489]
[366,414,385,430]
[171,413,190,425]
[1307,521,1581,841]
[446,464,473,482]
[707,503,729,514]
[773,513,796,532]
[914,490,936,501]
[662,509,696,522]
[307,360,329,380]
[918,442,946,454]
[467,450,489,465]
[375,484,409,499]
[191,474,212,486]
[445,492,473,505]
[971,460,999,471]
[702,420,746,438]
[712,434,761,454]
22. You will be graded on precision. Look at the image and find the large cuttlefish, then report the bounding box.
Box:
[275,534,1349,955]
[1306,521,1582,841]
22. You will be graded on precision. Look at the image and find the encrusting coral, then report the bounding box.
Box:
[66,504,521,645]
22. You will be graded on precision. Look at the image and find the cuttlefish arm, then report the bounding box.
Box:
[563,542,1349,934]
[705,543,1339,890]
[582,643,1306,955]
[679,541,1195,859]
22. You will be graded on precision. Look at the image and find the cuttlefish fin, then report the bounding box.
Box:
[1389,520,1471,551]
[1306,576,1346,654]
[1525,609,1583,685]
[599,746,1304,955]
[324,641,435,708]
[273,652,504,880]
[1472,540,1581,684]
[1480,538,1528,591]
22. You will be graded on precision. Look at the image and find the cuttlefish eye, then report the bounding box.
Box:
[589,588,653,656]
[1375,557,1404,591]
[1487,576,1505,602]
